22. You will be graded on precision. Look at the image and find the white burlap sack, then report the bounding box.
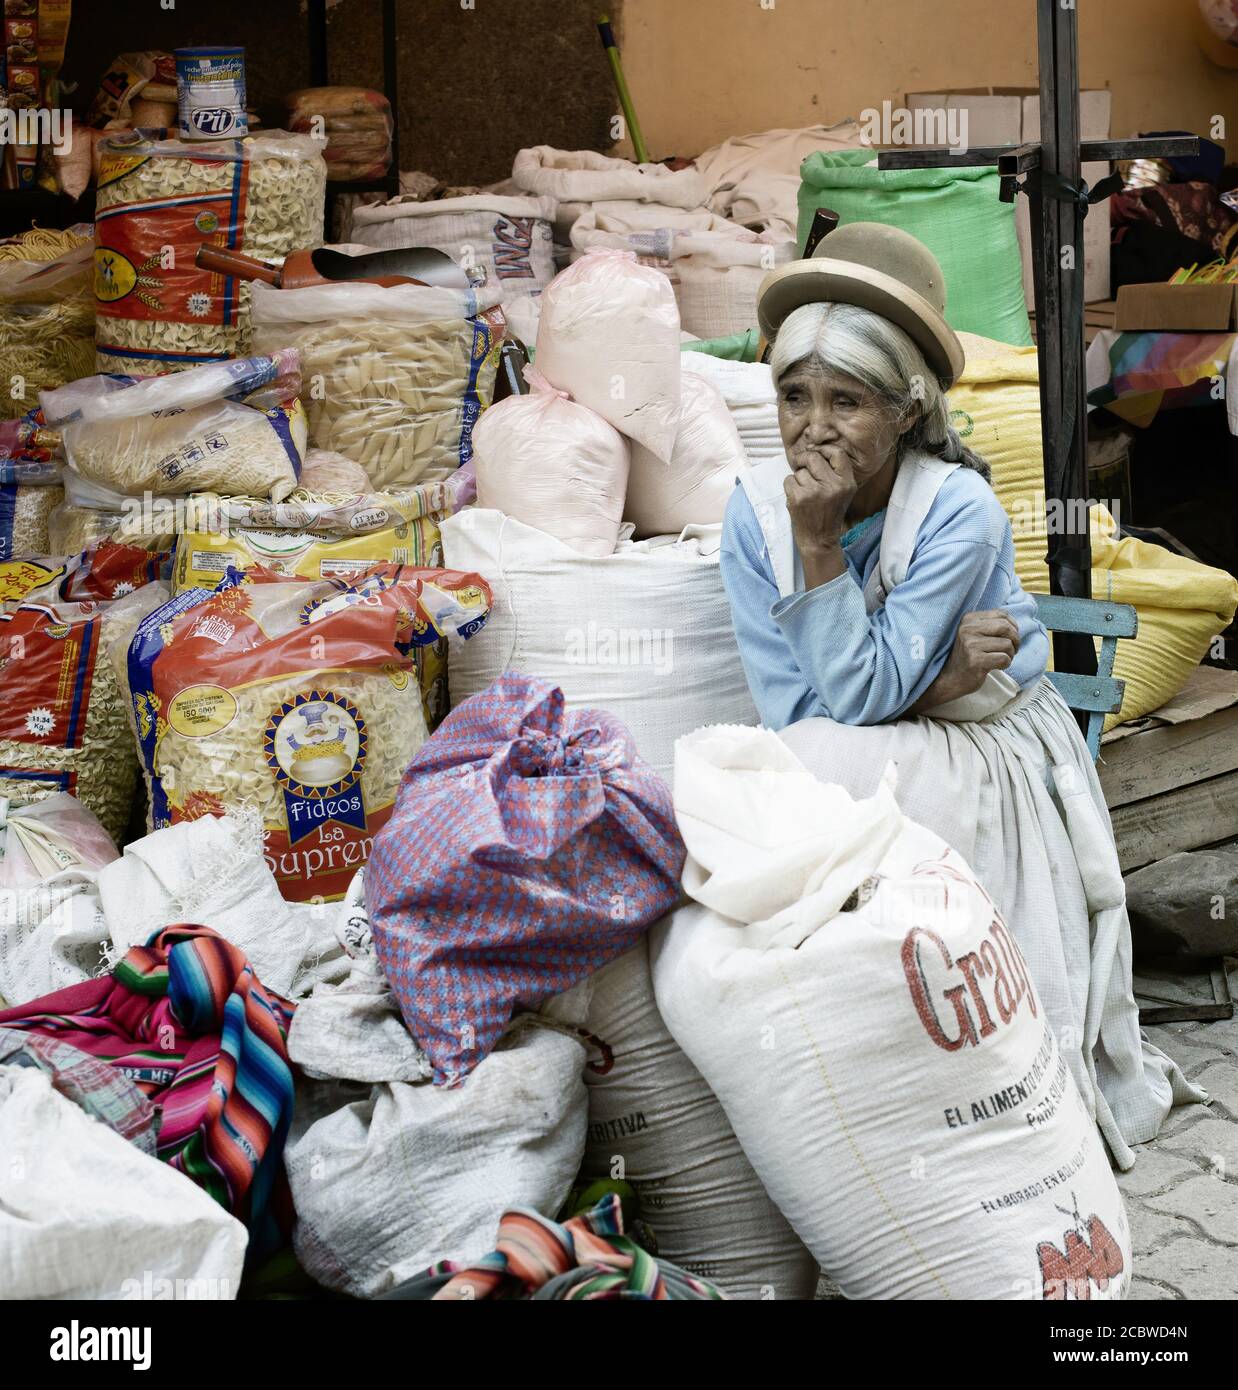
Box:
[625,371,748,538]
[349,193,557,305]
[440,510,760,785]
[471,365,629,557]
[287,1015,587,1297]
[651,726,1132,1301]
[0,1065,247,1299]
[0,870,107,1009]
[671,231,796,339]
[680,351,783,465]
[582,940,817,1299]
[535,248,681,462]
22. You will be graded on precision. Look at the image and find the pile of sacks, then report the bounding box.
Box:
[444,248,762,783]
[0,685,1139,1301]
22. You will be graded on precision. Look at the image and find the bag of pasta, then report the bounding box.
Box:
[94,129,326,376]
[249,277,503,489]
[0,230,96,421]
[0,460,64,561]
[120,564,493,902]
[0,580,170,846]
[42,349,307,501]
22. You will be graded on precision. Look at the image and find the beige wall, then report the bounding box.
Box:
[615,0,1238,159]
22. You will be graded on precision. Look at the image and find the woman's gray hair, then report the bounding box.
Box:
[768,301,990,481]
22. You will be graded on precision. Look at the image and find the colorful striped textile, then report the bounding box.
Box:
[367,672,685,1086]
[379,1194,727,1301]
[0,924,295,1259]
[1087,329,1237,428]
[0,1029,158,1154]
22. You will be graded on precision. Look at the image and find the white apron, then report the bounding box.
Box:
[742,451,1203,1167]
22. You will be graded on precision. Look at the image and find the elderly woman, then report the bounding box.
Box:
[721,223,1199,1169]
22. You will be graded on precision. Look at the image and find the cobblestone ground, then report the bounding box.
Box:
[1123,960,1238,1301]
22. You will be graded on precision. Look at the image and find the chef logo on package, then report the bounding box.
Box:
[264,690,368,845]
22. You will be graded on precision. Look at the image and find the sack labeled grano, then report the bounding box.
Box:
[651,726,1132,1301]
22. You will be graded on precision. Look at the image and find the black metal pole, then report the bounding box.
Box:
[1036,0,1097,689]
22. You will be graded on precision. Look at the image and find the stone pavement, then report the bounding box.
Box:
[1123,960,1238,1300]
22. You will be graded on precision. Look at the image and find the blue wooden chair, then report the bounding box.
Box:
[1031,593,1137,762]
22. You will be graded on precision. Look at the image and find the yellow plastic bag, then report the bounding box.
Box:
[948,333,1238,729]
[1090,506,1238,729]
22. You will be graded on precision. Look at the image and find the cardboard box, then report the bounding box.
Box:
[1114,282,1238,331]
[905,88,1112,304]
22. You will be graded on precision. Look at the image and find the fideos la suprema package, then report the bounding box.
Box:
[118,566,492,901]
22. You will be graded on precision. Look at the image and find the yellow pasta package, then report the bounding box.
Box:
[172,525,417,592]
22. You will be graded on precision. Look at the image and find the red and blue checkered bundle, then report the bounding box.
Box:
[366,672,685,1085]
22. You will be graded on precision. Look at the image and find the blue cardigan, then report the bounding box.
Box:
[720,465,1050,729]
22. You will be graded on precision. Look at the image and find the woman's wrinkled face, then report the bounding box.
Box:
[776,358,906,484]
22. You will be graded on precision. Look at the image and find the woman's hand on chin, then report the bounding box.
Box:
[785,449,855,588]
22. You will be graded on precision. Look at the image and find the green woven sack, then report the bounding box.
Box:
[797,150,1032,347]
[681,327,761,362]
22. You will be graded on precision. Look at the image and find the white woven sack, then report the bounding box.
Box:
[287,1018,587,1298]
[582,940,817,1300]
[441,511,759,785]
[625,370,748,538]
[672,232,796,339]
[0,870,107,1009]
[651,726,1132,1301]
[535,248,682,462]
[680,352,783,465]
[512,146,707,209]
[0,1065,247,1299]
[350,193,557,302]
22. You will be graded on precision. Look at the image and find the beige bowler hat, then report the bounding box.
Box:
[757,222,965,386]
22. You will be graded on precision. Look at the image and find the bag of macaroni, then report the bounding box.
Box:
[650,725,1132,1301]
[119,563,492,902]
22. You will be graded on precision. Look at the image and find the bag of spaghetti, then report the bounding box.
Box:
[0,229,96,421]
[41,349,307,502]
[119,564,493,902]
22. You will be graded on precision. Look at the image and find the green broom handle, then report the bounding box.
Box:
[598,14,650,165]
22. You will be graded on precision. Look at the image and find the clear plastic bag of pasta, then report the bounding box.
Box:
[119,563,494,902]
[250,277,504,490]
[42,348,307,501]
[0,231,96,420]
[93,129,327,376]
